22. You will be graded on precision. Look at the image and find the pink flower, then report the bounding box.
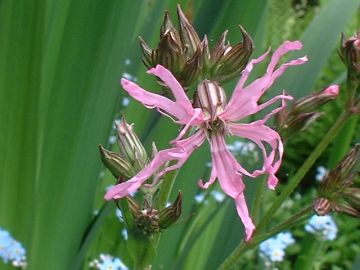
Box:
[105,41,307,240]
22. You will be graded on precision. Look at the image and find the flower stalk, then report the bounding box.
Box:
[218,109,352,270]
[218,205,313,270]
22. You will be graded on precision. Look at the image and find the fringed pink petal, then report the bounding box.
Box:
[221,41,307,122]
[223,49,270,118]
[170,108,203,144]
[121,78,187,123]
[266,40,303,73]
[198,164,217,189]
[147,65,194,113]
[259,91,292,123]
[104,130,206,200]
[154,130,206,182]
[228,122,283,189]
[208,133,255,240]
[121,77,203,125]
[235,193,255,241]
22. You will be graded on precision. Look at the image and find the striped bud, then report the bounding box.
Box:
[315,144,360,218]
[98,145,134,179]
[159,191,183,229]
[116,117,147,172]
[194,80,226,121]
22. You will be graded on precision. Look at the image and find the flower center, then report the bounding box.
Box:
[193,80,227,133]
[193,80,227,120]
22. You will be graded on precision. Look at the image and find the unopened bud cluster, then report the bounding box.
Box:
[139,5,253,88]
[277,85,339,139]
[314,144,360,217]
[127,192,183,234]
[99,117,147,180]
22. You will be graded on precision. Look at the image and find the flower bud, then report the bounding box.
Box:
[314,198,332,216]
[127,197,160,234]
[126,193,183,234]
[98,145,134,178]
[340,31,360,109]
[340,31,360,77]
[291,85,339,114]
[139,36,153,68]
[138,5,253,87]
[193,80,227,121]
[278,85,339,139]
[153,31,184,75]
[177,5,200,56]
[159,191,183,229]
[211,26,254,82]
[314,144,360,217]
[116,117,148,172]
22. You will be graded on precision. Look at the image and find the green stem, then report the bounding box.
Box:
[153,168,179,248]
[256,110,351,234]
[251,177,266,224]
[218,205,312,270]
[218,111,350,269]
[294,236,325,270]
[254,205,312,243]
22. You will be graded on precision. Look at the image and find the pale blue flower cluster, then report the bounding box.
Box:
[194,190,226,204]
[0,228,27,268]
[315,166,328,182]
[259,232,295,263]
[305,215,337,240]
[115,209,123,222]
[227,140,258,160]
[90,254,128,270]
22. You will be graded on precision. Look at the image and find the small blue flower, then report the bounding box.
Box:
[211,190,225,202]
[121,72,137,82]
[276,232,295,247]
[108,135,117,145]
[90,254,128,270]
[7,241,26,265]
[121,229,128,240]
[194,193,205,203]
[0,228,27,268]
[305,215,338,241]
[259,232,295,264]
[315,166,328,182]
[115,209,123,222]
[122,97,131,107]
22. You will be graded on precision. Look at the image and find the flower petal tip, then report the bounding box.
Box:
[244,226,255,242]
[198,179,209,189]
[104,192,114,201]
[147,64,166,75]
[120,78,131,87]
[324,85,340,96]
[285,40,303,50]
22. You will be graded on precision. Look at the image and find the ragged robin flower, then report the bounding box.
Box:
[139,5,253,87]
[105,41,307,240]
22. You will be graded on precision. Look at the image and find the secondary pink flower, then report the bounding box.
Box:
[105,41,307,240]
